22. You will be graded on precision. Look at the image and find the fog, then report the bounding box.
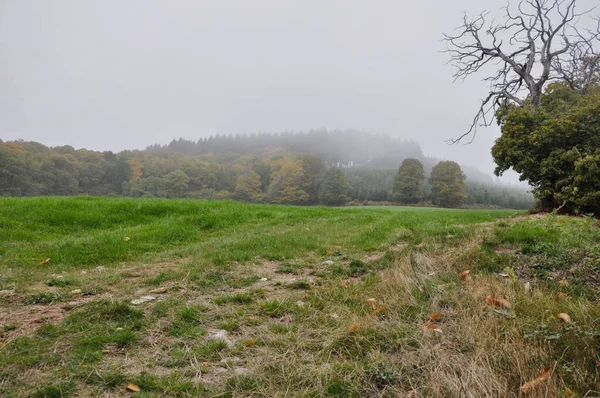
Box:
[1,0,597,183]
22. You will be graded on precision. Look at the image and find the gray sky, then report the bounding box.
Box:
[0,1,596,181]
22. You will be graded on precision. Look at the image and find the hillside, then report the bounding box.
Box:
[0,131,534,208]
[0,198,598,396]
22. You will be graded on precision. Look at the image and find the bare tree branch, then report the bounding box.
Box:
[444,0,599,144]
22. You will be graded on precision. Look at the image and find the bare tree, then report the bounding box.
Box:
[444,0,599,143]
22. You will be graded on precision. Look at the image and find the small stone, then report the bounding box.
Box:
[55,275,64,280]
[96,266,106,273]
[321,260,334,266]
[80,271,87,276]
[296,300,305,307]
[131,295,156,305]
[70,289,82,294]
[259,277,268,282]
[208,329,234,347]
[61,301,79,311]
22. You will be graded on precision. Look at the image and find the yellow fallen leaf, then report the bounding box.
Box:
[459,270,470,280]
[486,295,511,309]
[39,258,50,265]
[126,383,140,392]
[70,289,82,295]
[559,279,569,287]
[245,339,257,347]
[556,313,571,323]
[367,298,377,310]
[348,322,360,333]
[519,367,551,394]
[123,237,131,241]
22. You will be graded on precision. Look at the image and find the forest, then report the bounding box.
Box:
[0,130,534,209]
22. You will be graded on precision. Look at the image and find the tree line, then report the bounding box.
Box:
[0,138,533,209]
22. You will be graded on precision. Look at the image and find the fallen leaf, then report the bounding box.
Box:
[123,237,130,241]
[416,242,426,248]
[70,289,82,294]
[39,258,50,265]
[245,339,257,347]
[559,279,570,287]
[421,323,443,333]
[201,361,212,367]
[498,272,510,278]
[558,292,568,299]
[342,281,351,289]
[486,295,511,309]
[428,312,442,323]
[126,383,140,392]
[519,367,551,394]
[459,270,470,280]
[556,313,571,323]
[348,322,360,332]
[524,282,531,292]
[370,305,387,316]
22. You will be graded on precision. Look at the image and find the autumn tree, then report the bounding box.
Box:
[318,168,350,206]
[233,171,266,203]
[429,161,467,208]
[392,158,425,203]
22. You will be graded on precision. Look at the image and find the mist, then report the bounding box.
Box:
[1,0,597,183]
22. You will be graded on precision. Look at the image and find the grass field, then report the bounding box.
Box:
[0,197,598,397]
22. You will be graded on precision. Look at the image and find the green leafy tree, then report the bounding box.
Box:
[493,83,600,215]
[429,161,466,207]
[318,168,350,206]
[234,171,266,203]
[392,158,425,203]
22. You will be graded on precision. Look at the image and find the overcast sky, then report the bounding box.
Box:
[0,1,597,181]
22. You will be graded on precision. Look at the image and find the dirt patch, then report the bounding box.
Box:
[0,295,101,346]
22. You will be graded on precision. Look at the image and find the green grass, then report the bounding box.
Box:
[0,197,553,396]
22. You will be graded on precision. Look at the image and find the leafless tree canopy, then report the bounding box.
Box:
[444,0,600,144]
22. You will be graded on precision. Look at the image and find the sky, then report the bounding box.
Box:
[0,0,597,182]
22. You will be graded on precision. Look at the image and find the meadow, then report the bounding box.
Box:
[0,197,598,397]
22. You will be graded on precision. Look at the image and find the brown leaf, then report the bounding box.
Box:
[348,322,360,333]
[126,383,140,392]
[486,295,511,309]
[421,322,442,333]
[556,313,571,323]
[369,305,387,316]
[70,289,82,295]
[558,292,568,299]
[39,258,50,265]
[428,312,442,323]
[519,367,551,394]
[559,279,570,287]
[459,270,470,280]
[342,281,351,289]
[416,242,426,248]
[245,339,257,347]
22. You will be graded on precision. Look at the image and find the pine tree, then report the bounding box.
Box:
[318,168,350,206]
